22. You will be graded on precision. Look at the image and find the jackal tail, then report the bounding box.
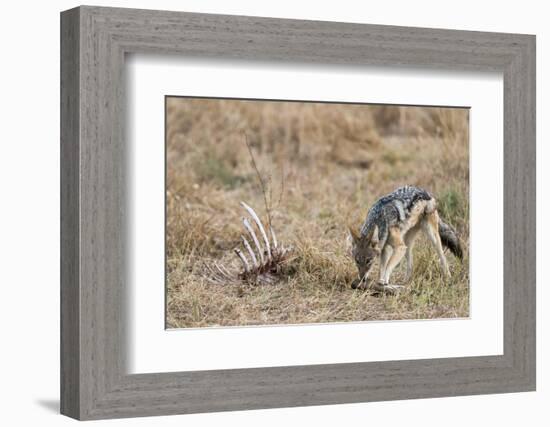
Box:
[438,219,463,260]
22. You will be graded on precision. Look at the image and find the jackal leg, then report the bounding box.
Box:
[404,226,421,282]
[380,227,407,284]
[378,244,393,283]
[422,212,451,277]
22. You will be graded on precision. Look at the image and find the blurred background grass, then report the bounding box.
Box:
[166,97,469,328]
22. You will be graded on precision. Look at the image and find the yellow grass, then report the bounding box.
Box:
[166,98,469,328]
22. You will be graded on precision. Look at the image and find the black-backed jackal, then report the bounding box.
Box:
[349,185,463,293]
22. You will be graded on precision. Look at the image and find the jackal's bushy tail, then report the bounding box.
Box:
[438,219,463,260]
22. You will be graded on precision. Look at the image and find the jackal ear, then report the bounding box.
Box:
[348,226,361,244]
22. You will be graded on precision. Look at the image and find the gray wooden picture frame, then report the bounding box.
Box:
[60,5,536,421]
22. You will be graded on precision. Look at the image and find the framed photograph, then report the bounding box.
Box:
[61,6,535,420]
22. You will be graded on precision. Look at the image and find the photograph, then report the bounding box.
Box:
[165,97,470,328]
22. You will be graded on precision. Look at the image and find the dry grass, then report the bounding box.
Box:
[166,98,469,328]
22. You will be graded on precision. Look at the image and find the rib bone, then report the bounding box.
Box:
[234,248,250,272]
[270,227,278,249]
[241,236,259,267]
[241,201,272,261]
[214,262,235,281]
[217,262,233,278]
[242,218,265,264]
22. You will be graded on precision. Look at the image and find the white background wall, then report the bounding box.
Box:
[0,0,546,425]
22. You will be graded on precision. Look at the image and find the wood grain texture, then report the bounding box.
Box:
[60,5,536,420]
[60,7,80,419]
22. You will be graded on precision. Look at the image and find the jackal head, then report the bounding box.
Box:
[348,226,380,285]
